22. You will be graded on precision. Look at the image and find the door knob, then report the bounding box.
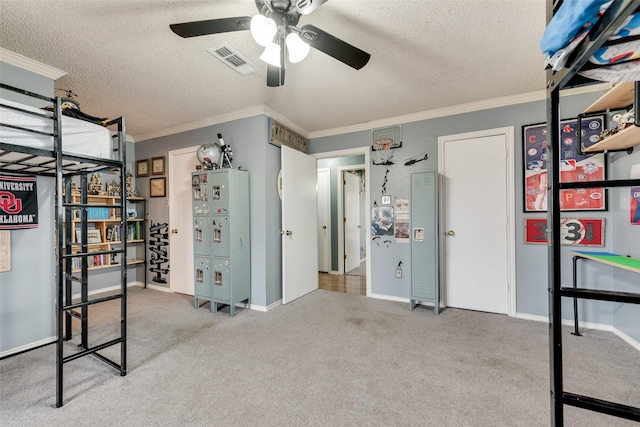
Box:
[447,230,455,236]
[322,225,327,229]
[171,229,178,234]
[279,230,293,236]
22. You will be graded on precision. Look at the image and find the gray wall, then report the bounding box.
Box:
[310,92,640,342]
[1,62,57,354]
[0,62,52,106]
[134,115,283,308]
[609,152,640,342]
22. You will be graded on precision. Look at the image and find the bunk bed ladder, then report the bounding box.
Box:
[546,1,640,425]
[55,117,128,408]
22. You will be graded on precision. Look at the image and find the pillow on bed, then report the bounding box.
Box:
[540,0,611,57]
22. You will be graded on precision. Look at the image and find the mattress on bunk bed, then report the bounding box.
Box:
[0,98,112,159]
[540,0,640,80]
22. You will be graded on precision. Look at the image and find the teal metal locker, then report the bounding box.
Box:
[192,168,251,316]
[410,171,439,314]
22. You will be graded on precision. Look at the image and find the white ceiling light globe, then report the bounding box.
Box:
[285,33,310,63]
[250,14,277,47]
[260,42,282,67]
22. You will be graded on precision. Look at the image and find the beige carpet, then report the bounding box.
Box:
[1,286,638,426]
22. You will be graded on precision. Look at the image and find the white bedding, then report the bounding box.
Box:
[0,98,112,159]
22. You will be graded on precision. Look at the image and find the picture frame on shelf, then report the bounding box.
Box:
[151,156,165,175]
[86,229,102,244]
[150,177,166,197]
[136,159,149,177]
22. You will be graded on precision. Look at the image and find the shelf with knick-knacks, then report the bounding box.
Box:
[66,193,146,273]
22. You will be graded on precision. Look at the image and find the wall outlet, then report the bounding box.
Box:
[395,268,402,279]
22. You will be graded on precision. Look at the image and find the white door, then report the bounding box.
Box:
[317,168,330,273]
[168,146,198,295]
[281,145,318,304]
[343,171,360,272]
[440,128,513,314]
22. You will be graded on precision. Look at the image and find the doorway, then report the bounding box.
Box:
[438,127,515,315]
[168,145,199,295]
[314,147,371,296]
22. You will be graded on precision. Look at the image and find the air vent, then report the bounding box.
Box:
[207,43,257,76]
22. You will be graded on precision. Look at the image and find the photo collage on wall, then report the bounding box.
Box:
[523,116,606,212]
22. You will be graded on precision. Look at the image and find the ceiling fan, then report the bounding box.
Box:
[170,0,371,87]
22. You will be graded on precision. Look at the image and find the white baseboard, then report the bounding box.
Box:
[142,282,172,293]
[0,336,56,359]
[69,281,140,301]
[612,327,640,352]
[515,312,640,351]
[369,293,410,303]
[249,299,282,312]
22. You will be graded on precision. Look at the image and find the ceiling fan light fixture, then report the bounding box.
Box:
[250,14,277,47]
[260,42,282,67]
[285,32,310,63]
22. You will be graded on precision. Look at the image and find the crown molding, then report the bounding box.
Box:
[133,104,309,143]
[308,84,610,139]
[0,48,67,80]
[133,82,609,142]
[133,105,268,142]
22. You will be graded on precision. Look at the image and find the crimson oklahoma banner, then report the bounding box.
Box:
[0,174,38,229]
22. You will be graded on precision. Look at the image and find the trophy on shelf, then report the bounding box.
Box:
[125,171,138,197]
[88,173,106,195]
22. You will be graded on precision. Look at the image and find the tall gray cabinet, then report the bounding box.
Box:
[410,171,439,314]
[191,168,250,316]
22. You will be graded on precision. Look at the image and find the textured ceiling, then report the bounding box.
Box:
[0,0,548,141]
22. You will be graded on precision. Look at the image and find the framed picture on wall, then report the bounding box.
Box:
[522,115,606,212]
[151,156,165,175]
[136,159,149,177]
[150,177,166,197]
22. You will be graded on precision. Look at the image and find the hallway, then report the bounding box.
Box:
[318,272,365,296]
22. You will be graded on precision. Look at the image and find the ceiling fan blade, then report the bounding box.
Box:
[295,0,329,15]
[170,17,251,38]
[266,65,285,87]
[300,24,370,70]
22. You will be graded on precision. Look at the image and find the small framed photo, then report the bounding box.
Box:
[381,195,391,205]
[136,159,149,177]
[86,229,102,244]
[150,177,166,197]
[151,156,165,175]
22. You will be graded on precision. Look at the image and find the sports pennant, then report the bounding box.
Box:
[0,174,38,229]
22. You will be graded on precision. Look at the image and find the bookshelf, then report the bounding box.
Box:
[66,194,146,272]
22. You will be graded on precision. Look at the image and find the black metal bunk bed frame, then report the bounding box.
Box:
[545,0,640,425]
[0,83,128,408]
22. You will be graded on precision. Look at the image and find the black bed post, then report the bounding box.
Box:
[53,96,64,409]
[120,116,127,377]
[547,79,564,426]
